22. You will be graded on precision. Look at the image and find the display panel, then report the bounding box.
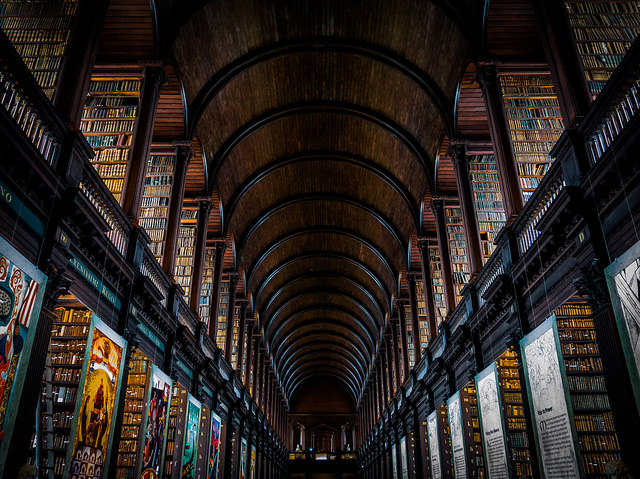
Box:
[447,391,466,478]
[475,363,510,479]
[250,444,256,479]
[140,366,173,479]
[0,237,47,475]
[605,239,640,413]
[400,436,409,479]
[181,395,201,479]
[427,410,442,479]
[392,443,398,478]
[520,316,581,479]
[65,318,127,479]
[208,412,221,479]
[239,438,247,479]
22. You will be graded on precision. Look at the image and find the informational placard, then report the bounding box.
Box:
[392,443,398,478]
[208,411,222,479]
[427,410,442,479]
[400,436,409,479]
[447,391,467,478]
[180,395,201,478]
[0,237,46,476]
[475,363,510,479]
[140,366,173,479]
[250,444,256,479]
[239,438,248,479]
[605,239,640,413]
[65,318,127,479]
[520,316,581,478]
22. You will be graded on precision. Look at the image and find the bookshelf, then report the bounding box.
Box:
[555,303,621,478]
[80,74,142,203]
[497,347,534,478]
[198,247,215,324]
[468,154,506,262]
[216,278,230,351]
[230,304,241,368]
[140,151,176,264]
[403,302,415,369]
[414,278,430,349]
[173,204,199,301]
[460,382,485,478]
[115,351,150,478]
[444,206,470,305]
[34,306,92,479]
[163,384,188,479]
[0,0,79,100]
[564,1,640,99]
[428,244,447,327]
[499,73,564,202]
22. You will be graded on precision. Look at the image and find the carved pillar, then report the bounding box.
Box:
[162,143,191,273]
[417,239,437,340]
[208,239,226,340]
[477,64,523,220]
[451,143,483,275]
[432,199,456,312]
[189,199,212,312]
[406,274,423,363]
[224,273,240,362]
[397,303,410,380]
[122,64,165,220]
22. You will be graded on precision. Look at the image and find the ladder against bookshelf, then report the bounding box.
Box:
[173,204,198,302]
[80,74,142,203]
[499,73,564,203]
[414,278,430,349]
[0,0,79,100]
[428,244,447,327]
[216,278,230,351]
[564,1,640,99]
[198,247,215,324]
[140,150,176,264]
[468,153,506,262]
[444,205,470,305]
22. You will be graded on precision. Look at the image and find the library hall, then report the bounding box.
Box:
[1,0,640,478]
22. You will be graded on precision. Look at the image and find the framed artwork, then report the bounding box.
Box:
[182,394,202,479]
[447,391,467,478]
[605,239,640,413]
[65,317,127,479]
[0,237,47,476]
[140,365,172,479]
[427,410,441,479]
[250,444,256,479]
[208,411,222,479]
[239,438,248,479]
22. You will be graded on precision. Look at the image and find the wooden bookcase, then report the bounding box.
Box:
[173,204,199,302]
[80,74,142,203]
[139,150,176,264]
[564,1,640,99]
[428,244,447,327]
[115,351,151,478]
[230,303,241,369]
[0,0,79,100]
[198,247,215,324]
[555,303,621,478]
[403,302,415,369]
[216,277,230,351]
[497,347,535,478]
[444,205,470,305]
[414,278,430,349]
[163,385,188,479]
[458,382,486,478]
[499,73,564,203]
[468,153,506,263]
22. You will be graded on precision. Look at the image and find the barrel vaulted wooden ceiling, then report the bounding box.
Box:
[99,0,546,407]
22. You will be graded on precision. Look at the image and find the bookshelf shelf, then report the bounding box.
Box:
[444,205,470,305]
[173,204,198,301]
[414,278,430,349]
[404,302,415,369]
[216,278,230,351]
[198,247,215,324]
[428,244,447,327]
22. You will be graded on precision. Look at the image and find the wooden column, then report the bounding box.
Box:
[207,239,226,340]
[432,199,456,313]
[236,299,248,374]
[224,273,240,362]
[244,318,254,386]
[397,303,410,380]
[406,274,423,363]
[451,143,483,276]
[122,64,165,220]
[390,318,401,390]
[162,143,191,273]
[189,198,212,312]
[53,0,110,129]
[417,238,438,340]
[477,64,523,220]
[533,0,591,126]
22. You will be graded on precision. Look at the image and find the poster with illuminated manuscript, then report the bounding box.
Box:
[64,317,127,479]
[208,411,222,479]
[181,394,202,479]
[139,365,173,479]
[0,237,47,477]
[605,238,640,414]
[239,438,248,479]
[250,444,256,479]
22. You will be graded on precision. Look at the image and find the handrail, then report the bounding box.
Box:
[0,29,64,166]
[475,252,505,306]
[177,296,199,336]
[139,246,171,306]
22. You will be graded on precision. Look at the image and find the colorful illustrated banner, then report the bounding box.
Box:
[427,410,441,479]
[182,394,202,479]
[0,237,47,475]
[447,391,467,478]
[140,365,173,479]
[605,238,640,413]
[520,316,581,479]
[250,444,256,479]
[66,318,126,479]
[239,438,248,479]
[400,436,409,479]
[391,443,398,479]
[475,363,510,479]
[208,411,222,479]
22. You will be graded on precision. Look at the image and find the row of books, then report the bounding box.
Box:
[88,79,141,94]
[82,106,137,119]
[92,162,127,178]
[12,42,66,57]
[20,55,62,71]
[572,26,639,42]
[565,1,640,16]
[567,374,607,391]
[570,394,611,410]
[85,134,132,147]
[141,193,170,206]
[0,1,77,17]
[81,119,136,133]
[564,356,603,372]
[505,107,562,119]
[561,341,599,355]
[2,28,70,43]
[575,40,633,55]
[508,118,564,130]
[85,96,139,107]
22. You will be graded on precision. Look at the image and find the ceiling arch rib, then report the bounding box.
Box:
[281,351,365,389]
[283,361,361,401]
[288,372,360,404]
